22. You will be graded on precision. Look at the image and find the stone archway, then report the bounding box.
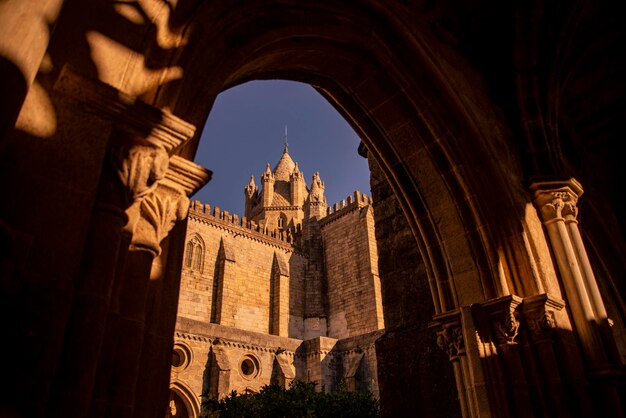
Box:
[1,1,625,418]
[166,382,201,418]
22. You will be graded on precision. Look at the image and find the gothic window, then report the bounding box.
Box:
[185,234,205,273]
[277,214,286,230]
[185,241,193,268]
[194,245,203,271]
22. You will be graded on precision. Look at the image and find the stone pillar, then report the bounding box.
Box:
[482,296,531,416]
[48,133,169,418]
[430,311,474,418]
[531,178,624,416]
[133,157,211,418]
[520,294,581,417]
[46,67,201,418]
[105,156,209,418]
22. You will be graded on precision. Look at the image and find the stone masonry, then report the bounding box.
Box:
[168,145,384,415]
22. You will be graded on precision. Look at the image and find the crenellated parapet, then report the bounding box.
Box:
[319,190,373,227]
[188,200,300,249]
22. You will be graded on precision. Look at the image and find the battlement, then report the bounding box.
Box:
[188,200,300,246]
[320,190,373,226]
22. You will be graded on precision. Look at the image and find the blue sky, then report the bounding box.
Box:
[192,80,371,216]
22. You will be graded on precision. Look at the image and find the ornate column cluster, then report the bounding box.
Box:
[48,67,211,418]
[429,178,625,418]
[530,178,624,416]
[531,179,621,369]
[430,294,581,418]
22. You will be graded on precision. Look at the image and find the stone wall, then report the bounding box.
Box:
[171,318,302,402]
[320,193,384,338]
[178,204,306,338]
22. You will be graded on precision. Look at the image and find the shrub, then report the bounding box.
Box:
[202,381,379,418]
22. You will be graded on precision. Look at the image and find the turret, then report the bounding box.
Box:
[261,163,275,207]
[290,162,306,206]
[304,172,327,219]
[244,175,259,218]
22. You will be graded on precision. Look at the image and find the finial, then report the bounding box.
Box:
[284,125,288,153]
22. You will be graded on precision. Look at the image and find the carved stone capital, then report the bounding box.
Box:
[109,132,170,205]
[530,178,583,223]
[129,157,211,255]
[131,191,188,255]
[482,295,523,346]
[436,326,464,360]
[521,294,564,339]
[430,310,464,360]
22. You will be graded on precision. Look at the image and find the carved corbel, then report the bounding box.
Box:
[521,294,564,342]
[431,311,464,361]
[482,295,523,347]
[436,325,464,360]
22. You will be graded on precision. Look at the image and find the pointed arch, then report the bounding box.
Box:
[168,380,201,418]
[184,233,206,273]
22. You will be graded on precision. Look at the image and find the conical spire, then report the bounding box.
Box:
[272,145,296,181]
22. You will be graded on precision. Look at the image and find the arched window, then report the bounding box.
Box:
[193,245,203,271]
[277,214,287,230]
[185,241,194,268]
[184,234,205,273]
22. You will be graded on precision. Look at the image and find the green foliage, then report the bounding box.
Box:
[201,381,379,418]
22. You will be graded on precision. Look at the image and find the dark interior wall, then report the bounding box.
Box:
[366,153,460,418]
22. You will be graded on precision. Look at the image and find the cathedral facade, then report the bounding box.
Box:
[168,146,384,415]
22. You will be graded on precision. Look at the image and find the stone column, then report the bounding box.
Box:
[563,196,622,364]
[531,179,615,367]
[531,178,624,416]
[44,67,199,418]
[48,133,169,418]
[133,157,211,418]
[520,294,579,417]
[106,156,209,418]
[431,311,472,418]
[483,296,531,417]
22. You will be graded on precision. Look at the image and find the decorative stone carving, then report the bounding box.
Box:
[110,138,170,204]
[531,179,582,223]
[481,295,523,347]
[526,310,557,335]
[493,309,521,345]
[130,156,211,255]
[436,326,464,360]
[133,192,189,254]
[308,172,325,203]
[521,294,564,340]
[245,176,258,199]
